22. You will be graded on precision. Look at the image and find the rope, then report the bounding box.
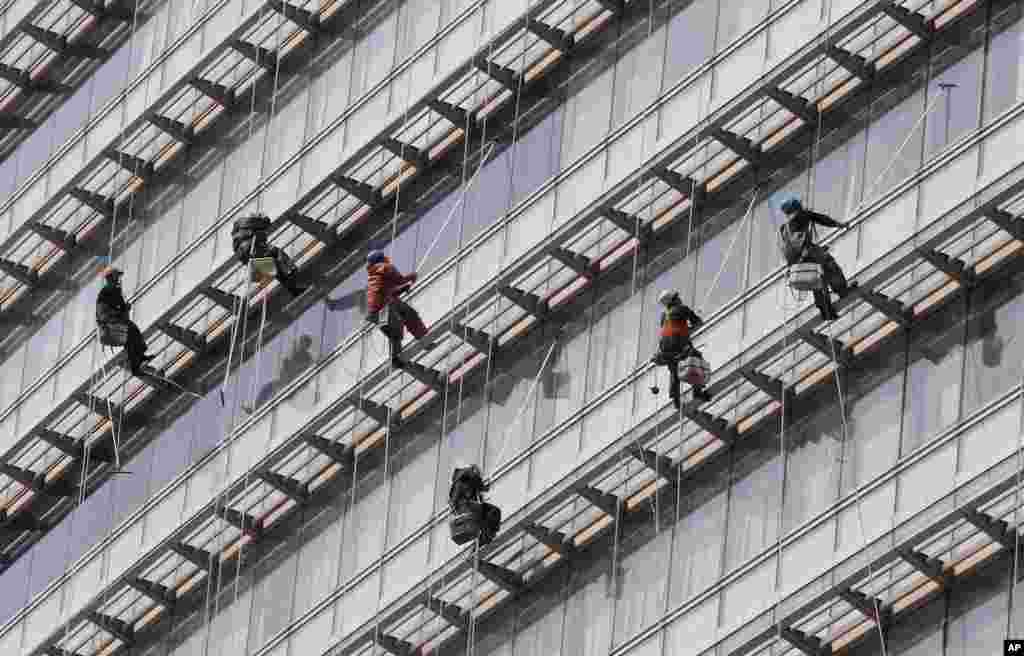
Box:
[773,257,794,655]
[1010,263,1024,635]
[848,92,944,220]
[415,141,497,273]
[487,337,560,479]
[700,187,758,313]
[465,17,534,653]
[829,335,888,656]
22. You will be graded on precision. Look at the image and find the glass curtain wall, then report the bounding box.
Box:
[142,7,1024,655]
[14,0,1024,651]
[453,203,1024,656]
[0,0,702,631]
[0,0,176,202]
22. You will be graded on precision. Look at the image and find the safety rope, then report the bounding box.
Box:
[486,337,560,478]
[415,141,497,273]
[48,0,150,647]
[700,187,758,314]
[773,254,796,656]
[462,9,540,652]
[848,92,945,221]
[198,2,287,648]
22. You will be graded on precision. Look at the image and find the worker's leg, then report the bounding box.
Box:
[813,289,838,321]
[125,322,153,374]
[808,244,849,298]
[391,298,429,340]
[384,305,405,367]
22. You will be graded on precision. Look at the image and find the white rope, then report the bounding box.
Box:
[848,92,944,220]
[700,187,759,313]
[1009,271,1024,636]
[415,141,497,273]
[829,335,888,656]
[773,284,792,651]
[487,337,560,479]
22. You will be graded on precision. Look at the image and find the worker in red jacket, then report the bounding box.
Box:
[366,250,435,367]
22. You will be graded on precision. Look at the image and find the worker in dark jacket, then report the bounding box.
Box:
[231,214,308,298]
[779,197,851,321]
[448,464,501,546]
[651,290,711,408]
[95,267,154,375]
[366,250,434,367]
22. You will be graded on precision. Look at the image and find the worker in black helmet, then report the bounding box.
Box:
[779,197,851,321]
[231,214,309,298]
[448,464,501,547]
[96,267,154,375]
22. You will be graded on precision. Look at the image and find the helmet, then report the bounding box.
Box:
[102,266,123,282]
[780,197,802,215]
[658,290,680,307]
[367,250,387,265]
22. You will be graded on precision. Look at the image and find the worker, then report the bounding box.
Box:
[231,214,308,298]
[95,267,154,375]
[448,464,501,547]
[366,250,435,368]
[651,290,711,408]
[779,197,851,321]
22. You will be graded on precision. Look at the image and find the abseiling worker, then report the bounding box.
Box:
[365,249,435,368]
[778,197,851,321]
[231,214,308,298]
[651,290,712,408]
[96,267,154,375]
[448,464,501,547]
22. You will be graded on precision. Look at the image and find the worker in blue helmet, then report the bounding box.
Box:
[779,197,851,321]
[366,249,435,368]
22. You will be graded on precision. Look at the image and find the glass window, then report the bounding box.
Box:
[963,273,1024,415]
[902,317,964,455]
[925,50,982,159]
[947,566,1009,656]
[292,503,344,620]
[385,431,438,547]
[611,22,667,130]
[663,0,718,89]
[861,87,926,210]
[612,523,671,647]
[839,368,903,496]
[248,547,298,654]
[561,67,613,165]
[669,471,727,606]
[783,411,841,534]
[510,108,564,207]
[696,213,749,317]
[983,10,1024,126]
[724,445,781,571]
[717,0,770,49]
[562,552,614,656]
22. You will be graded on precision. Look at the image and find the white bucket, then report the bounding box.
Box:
[789,262,824,292]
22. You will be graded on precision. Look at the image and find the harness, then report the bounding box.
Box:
[779,222,811,263]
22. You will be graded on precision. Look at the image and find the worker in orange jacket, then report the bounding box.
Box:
[366,250,434,367]
[651,290,712,408]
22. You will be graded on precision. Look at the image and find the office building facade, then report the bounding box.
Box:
[1,0,1024,655]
